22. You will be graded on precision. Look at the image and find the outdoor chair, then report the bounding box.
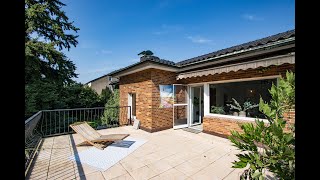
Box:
[70,121,129,150]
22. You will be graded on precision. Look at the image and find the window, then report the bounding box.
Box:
[108,76,112,81]
[209,78,277,118]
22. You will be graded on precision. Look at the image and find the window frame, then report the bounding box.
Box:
[204,75,280,122]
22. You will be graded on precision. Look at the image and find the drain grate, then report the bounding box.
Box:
[109,140,135,148]
[182,128,202,134]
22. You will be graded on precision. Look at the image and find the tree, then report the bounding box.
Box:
[61,83,103,108]
[25,0,80,117]
[25,82,103,118]
[137,50,154,56]
[25,0,79,84]
[100,87,113,105]
[101,89,120,126]
[229,71,295,179]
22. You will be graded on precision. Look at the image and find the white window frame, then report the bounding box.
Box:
[204,75,280,123]
[128,93,136,120]
[172,84,189,129]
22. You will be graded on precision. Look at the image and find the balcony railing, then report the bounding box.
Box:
[25,106,131,176]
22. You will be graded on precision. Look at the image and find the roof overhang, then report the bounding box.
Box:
[109,61,179,78]
[178,37,295,72]
[177,52,295,80]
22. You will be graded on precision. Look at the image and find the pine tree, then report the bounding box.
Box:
[25,0,79,117]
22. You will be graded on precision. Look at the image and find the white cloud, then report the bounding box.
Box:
[79,41,95,49]
[242,14,263,21]
[101,50,112,54]
[153,31,167,35]
[153,24,183,35]
[187,36,213,44]
[95,49,112,55]
[85,67,112,74]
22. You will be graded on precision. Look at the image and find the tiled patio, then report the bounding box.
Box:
[27,126,262,180]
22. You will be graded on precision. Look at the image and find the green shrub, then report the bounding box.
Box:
[229,71,295,180]
[100,87,113,105]
[101,89,120,125]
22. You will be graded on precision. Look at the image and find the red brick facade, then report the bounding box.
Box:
[119,69,177,132]
[151,69,177,132]
[283,110,295,132]
[202,110,295,138]
[202,116,247,138]
[119,63,295,134]
[187,63,295,137]
[119,69,153,128]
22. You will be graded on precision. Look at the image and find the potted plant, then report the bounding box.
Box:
[227,98,259,117]
[210,105,225,114]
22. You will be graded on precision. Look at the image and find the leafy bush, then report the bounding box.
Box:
[101,89,120,125]
[100,87,113,105]
[25,81,104,118]
[87,121,99,128]
[229,71,295,180]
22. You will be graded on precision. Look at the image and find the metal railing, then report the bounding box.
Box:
[25,106,131,176]
[40,107,105,137]
[25,111,43,176]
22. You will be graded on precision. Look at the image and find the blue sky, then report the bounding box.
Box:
[61,0,295,84]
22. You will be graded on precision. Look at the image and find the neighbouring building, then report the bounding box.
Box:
[107,29,295,137]
[85,75,119,95]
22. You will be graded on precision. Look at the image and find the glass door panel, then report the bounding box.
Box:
[173,84,188,129]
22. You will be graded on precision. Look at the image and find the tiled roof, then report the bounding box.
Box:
[107,56,177,76]
[140,55,176,66]
[176,29,295,66]
[107,29,295,76]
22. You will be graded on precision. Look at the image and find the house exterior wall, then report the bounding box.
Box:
[187,63,295,137]
[118,69,177,132]
[151,69,177,132]
[202,116,246,138]
[203,110,295,138]
[118,63,294,134]
[283,110,295,132]
[87,76,114,95]
[119,69,153,128]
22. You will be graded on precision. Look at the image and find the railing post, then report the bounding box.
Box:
[40,111,43,134]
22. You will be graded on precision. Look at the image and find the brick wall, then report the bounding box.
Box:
[119,63,295,134]
[283,110,295,132]
[203,110,295,138]
[197,63,295,137]
[119,69,177,132]
[203,116,248,138]
[119,69,153,130]
[151,69,177,132]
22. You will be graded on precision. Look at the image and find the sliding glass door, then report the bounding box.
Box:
[190,85,204,126]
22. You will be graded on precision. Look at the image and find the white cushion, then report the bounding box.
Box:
[133,119,140,130]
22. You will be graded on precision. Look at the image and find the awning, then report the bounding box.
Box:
[176,53,295,80]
